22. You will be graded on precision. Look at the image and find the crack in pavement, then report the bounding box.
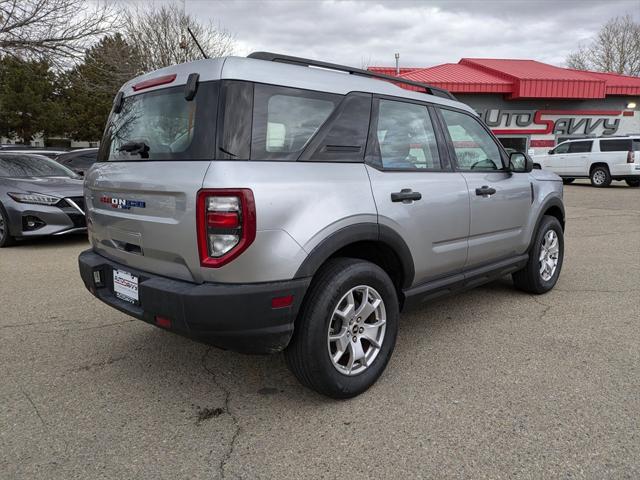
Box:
[0,318,79,330]
[530,295,553,322]
[21,389,71,459]
[72,355,128,373]
[39,319,136,334]
[22,390,46,428]
[201,347,240,480]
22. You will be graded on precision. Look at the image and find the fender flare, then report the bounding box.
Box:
[528,196,565,251]
[294,222,415,289]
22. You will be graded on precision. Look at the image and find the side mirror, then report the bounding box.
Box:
[509,151,533,173]
[548,149,554,155]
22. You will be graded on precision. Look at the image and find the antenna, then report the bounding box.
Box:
[187,27,208,59]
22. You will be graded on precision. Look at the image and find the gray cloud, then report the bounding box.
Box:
[165,0,639,68]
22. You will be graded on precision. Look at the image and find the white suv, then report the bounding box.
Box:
[535,136,640,187]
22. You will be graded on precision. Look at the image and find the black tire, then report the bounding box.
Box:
[625,179,640,187]
[562,178,575,185]
[590,166,611,187]
[533,163,542,170]
[0,204,16,247]
[285,258,399,399]
[513,215,564,294]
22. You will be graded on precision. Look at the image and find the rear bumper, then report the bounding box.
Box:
[78,249,310,353]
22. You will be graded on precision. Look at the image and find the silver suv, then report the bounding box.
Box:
[78,53,565,398]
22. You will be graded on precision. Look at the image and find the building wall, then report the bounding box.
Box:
[1,134,98,149]
[456,94,640,156]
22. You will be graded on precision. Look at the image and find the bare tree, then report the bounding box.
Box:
[566,15,640,76]
[0,0,117,67]
[124,4,235,73]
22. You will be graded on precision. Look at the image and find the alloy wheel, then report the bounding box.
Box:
[539,229,560,281]
[327,285,386,376]
[592,170,606,185]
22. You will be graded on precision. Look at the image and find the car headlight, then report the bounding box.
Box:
[8,192,61,206]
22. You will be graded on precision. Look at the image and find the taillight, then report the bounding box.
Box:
[196,189,256,267]
[627,151,635,163]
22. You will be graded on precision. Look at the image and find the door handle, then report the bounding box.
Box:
[475,185,496,196]
[391,188,422,203]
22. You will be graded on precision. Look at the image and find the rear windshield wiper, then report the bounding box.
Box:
[118,141,150,158]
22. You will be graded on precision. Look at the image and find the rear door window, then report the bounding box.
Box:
[368,99,441,170]
[99,82,218,161]
[251,84,340,161]
[568,141,593,153]
[600,139,632,152]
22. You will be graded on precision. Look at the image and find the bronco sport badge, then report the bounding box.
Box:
[100,196,146,210]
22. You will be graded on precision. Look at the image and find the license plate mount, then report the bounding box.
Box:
[113,269,139,305]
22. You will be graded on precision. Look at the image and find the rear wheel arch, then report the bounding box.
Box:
[589,162,610,174]
[294,223,415,296]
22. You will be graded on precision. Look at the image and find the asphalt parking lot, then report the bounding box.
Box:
[1,180,639,479]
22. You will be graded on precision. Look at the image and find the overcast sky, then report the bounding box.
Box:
[131,0,640,69]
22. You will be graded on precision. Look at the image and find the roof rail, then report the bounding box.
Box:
[247,51,457,101]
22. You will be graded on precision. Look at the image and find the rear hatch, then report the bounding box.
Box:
[85,77,220,283]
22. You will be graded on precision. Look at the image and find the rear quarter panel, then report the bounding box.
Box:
[200,161,377,283]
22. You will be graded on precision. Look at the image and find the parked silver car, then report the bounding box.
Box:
[78,53,565,398]
[0,153,86,246]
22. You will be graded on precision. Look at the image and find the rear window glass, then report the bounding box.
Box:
[251,84,340,161]
[99,82,218,161]
[0,154,78,177]
[568,141,593,153]
[600,139,632,152]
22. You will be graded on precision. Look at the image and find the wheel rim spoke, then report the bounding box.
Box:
[329,327,350,357]
[361,321,385,348]
[355,291,379,321]
[346,338,366,373]
[335,291,355,319]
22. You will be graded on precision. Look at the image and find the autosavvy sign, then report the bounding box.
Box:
[478,109,631,136]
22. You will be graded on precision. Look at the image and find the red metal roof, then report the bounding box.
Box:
[369,58,640,99]
[402,63,512,93]
[576,70,640,96]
